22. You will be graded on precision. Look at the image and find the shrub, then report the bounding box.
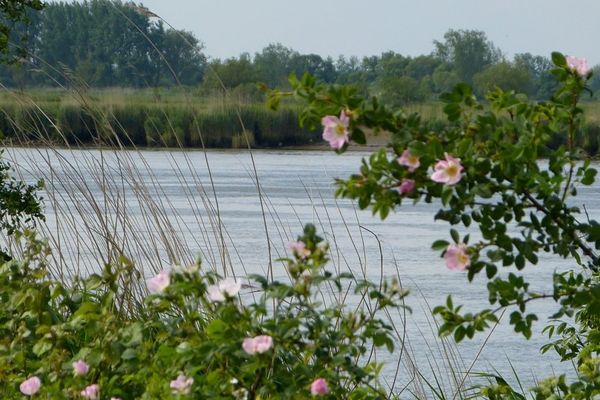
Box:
[0,225,404,399]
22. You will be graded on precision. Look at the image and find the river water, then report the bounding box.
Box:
[5,147,600,395]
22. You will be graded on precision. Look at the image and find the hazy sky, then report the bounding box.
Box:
[129,0,600,65]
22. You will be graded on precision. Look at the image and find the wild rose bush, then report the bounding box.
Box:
[0,226,405,399]
[268,52,600,397]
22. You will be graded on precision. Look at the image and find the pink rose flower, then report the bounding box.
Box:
[242,335,273,354]
[310,378,329,396]
[397,179,416,194]
[20,376,41,396]
[146,270,170,294]
[207,277,242,302]
[444,243,470,271]
[430,153,463,185]
[72,359,89,376]
[288,240,311,258]
[566,55,589,76]
[321,111,350,150]
[81,384,100,399]
[111,398,122,400]
[397,149,420,172]
[170,374,194,395]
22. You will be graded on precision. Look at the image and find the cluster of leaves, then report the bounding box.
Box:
[0,151,44,260]
[0,0,44,61]
[0,225,405,399]
[269,52,600,397]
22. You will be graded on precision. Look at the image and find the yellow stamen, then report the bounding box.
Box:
[447,164,458,177]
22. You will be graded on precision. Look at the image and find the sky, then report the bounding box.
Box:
[128,0,600,65]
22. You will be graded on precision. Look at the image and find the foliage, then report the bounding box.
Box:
[472,62,534,97]
[0,152,43,260]
[434,29,502,84]
[0,0,44,61]
[0,97,318,148]
[0,225,404,398]
[0,0,206,87]
[271,52,600,398]
[0,6,579,106]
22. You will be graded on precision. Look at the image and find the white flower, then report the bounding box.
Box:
[207,277,242,302]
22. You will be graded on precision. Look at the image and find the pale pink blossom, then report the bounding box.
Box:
[20,376,41,396]
[321,111,350,150]
[310,378,329,396]
[242,335,273,354]
[110,398,122,400]
[170,374,193,395]
[444,243,471,271]
[566,55,590,76]
[147,270,170,294]
[397,179,416,194]
[72,359,89,376]
[397,149,420,172]
[430,153,463,185]
[207,277,242,302]
[81,384,100,399]
[288,240,311,258]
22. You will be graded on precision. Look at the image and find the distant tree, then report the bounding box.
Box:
[434,29,502,83]
[254,43,297,87]
[203,53,257,91]
[378,75,425,106]
[473,61,533,96]
[0,0,207,87]
[157,29,206,85]
[431,65,460,94]
[289,53,336,83]
[404,55,441,81]
[375,52,427,105]
[514,53,556,99]
[333,55,370,95]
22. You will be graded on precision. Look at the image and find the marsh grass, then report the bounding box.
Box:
[0,89,318,148]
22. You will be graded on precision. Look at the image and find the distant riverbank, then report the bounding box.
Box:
[0,88,597,155]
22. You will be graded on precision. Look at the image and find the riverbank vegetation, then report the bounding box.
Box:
[0,2,599,397]
[0,0,599,153]
[1,50,599,399]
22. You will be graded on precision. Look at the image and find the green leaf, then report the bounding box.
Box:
[206,319,227,339]
[432,240,450,251]
[121,348,137,360]
[551,52,566,67]
[32,340,52,357]
[581,168,597,185]
[450,229,460,243]
[351,128,366,145]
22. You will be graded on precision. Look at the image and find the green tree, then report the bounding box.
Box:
[157,29,206,86]
[473,61,533,96]
[0,0,207,87]
[434,29,501,83]
[202,53,258,92]
[514,52,556,99]
[254,43,297,88]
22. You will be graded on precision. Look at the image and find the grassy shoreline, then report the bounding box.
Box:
[0,88,597,154]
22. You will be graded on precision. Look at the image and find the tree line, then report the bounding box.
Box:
[0,0,205,87]
[1,0,600,107]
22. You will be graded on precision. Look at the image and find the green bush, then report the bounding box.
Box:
[0,226,403,399]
